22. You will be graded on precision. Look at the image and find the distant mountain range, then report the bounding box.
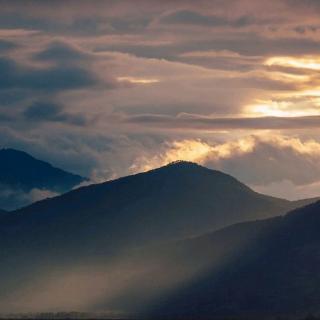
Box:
[0,161,319,318]
[0,148,86,210]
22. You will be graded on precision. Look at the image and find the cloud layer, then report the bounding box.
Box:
[1,0,320,199]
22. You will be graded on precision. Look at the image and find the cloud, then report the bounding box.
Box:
[1,0,320,201]
[0,57,98,92]
[0,39,16,52]
[161,10,260,28]
[0,184,58,211]
[23,101,88,126]
[252,179,320,201]
[204,135,320,186]
[124,113,320,131]
[161,10,229,27]
[34,40,91,63]
[130,139,213,173]
[177,50,263,72]
[130,135,320,189]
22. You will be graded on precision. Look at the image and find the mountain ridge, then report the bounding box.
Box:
[11,160,318,220]
[0,162,320,316]
[1,161,317,262]
[0,148,87,210]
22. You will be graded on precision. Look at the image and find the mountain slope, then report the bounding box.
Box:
[0,162,319,316]
[0,148,86,210]
[142,201,320,319]
[2,161,312,247]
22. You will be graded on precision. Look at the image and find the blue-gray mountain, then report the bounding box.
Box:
[0,162,319,317]
[0,148,86,210]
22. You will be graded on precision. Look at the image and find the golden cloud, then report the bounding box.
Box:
[130,135,320,174]
[265,56,320,71]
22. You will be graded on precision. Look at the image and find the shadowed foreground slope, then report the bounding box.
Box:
[143,201,320,319]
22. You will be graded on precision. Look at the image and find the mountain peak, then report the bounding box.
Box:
[164,160,201,168]
[151,160,228,178]
[0,147,33,158]
[146,160,215,177]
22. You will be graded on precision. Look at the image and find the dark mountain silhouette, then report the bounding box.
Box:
[0,148,86,210]
[0,162,319,316]
[1,161,315,248]
[141,200,320,319]
[0,148,85,191]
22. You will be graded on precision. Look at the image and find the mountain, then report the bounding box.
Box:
[0,148,86,210]
[2,161,314,247]
[0,162,319,316]
[138,201,320,319]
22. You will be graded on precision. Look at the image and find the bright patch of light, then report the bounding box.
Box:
[117,76,159,84]
[267,71,309,82]
[297,88,320,97]
[265,56,320,70]
[130,138,257,174]
[246,100,320,117]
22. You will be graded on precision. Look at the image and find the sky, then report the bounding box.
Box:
[1,0,320,200]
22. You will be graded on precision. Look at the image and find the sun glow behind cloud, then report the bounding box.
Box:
[130,140,213,172]
[265,56,320,71]
[242,55,320,117]
[129,135,320,200]
[245,100,320,117]
[130,138,257,173]
[132,135,320,175]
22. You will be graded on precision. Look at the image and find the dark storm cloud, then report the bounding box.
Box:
[0,57,98,92]
[23,101,88,126]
